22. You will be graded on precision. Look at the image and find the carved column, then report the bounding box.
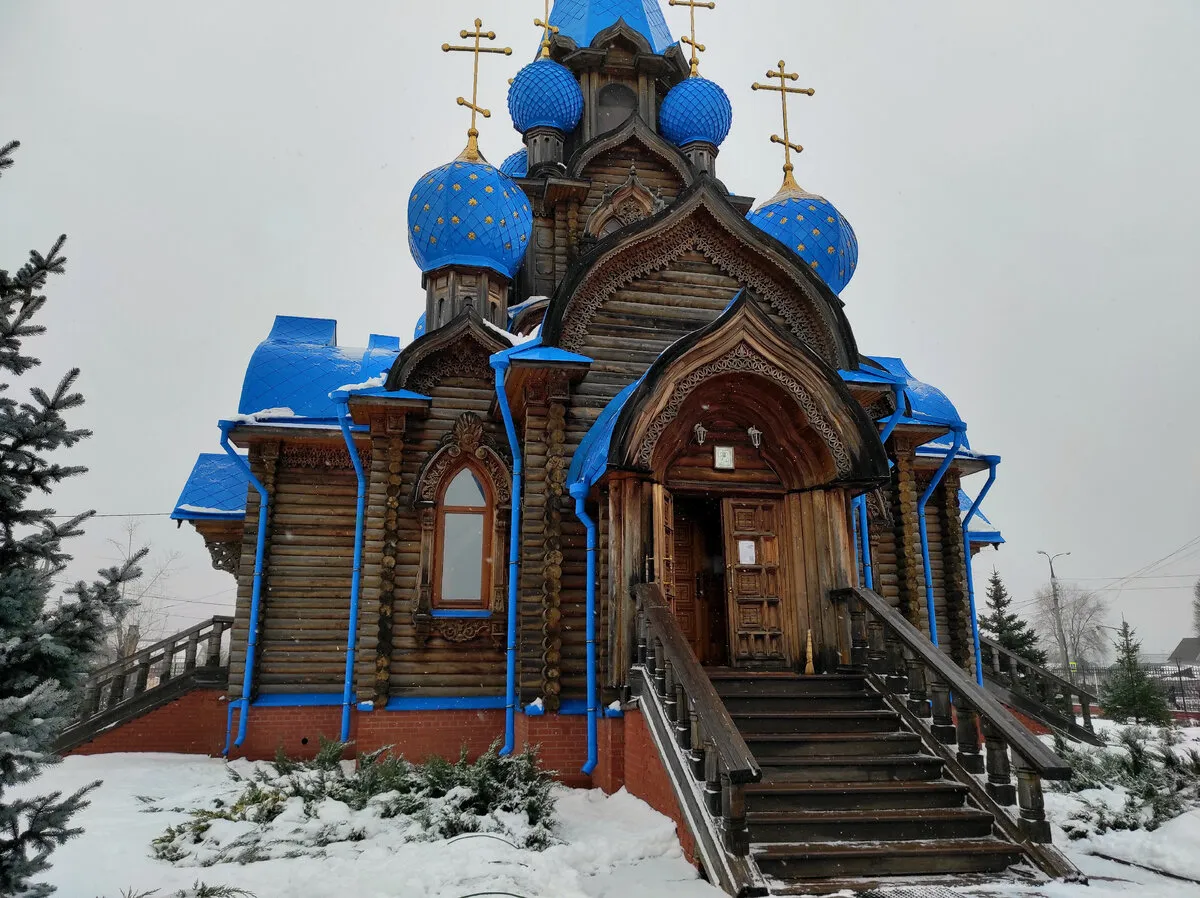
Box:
[375,432,404,706]
[890,436,928,632]
[541,385,568,711]
[939,470,974,676]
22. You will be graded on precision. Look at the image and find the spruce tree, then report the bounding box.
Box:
[1102,620,1172,726]
[0,140,146,897]
[978,568,1048,666]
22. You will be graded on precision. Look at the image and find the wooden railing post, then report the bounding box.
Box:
[205,621,224,667]
[1079,692,1094,734]
[663,658,678,723]
[1013,751,1052,842]
[688,704,705,780]
[704,743,721,817]
[884,632,908,694]
[720,775,750,857]
[653,637,667,698]
[954,696,984,773]
[674,680,691,749]
[982,720,1016,805]
[930,677,956,744]
[636,604,648,668]
[848,592,868,670]
[905,649,931,718]
[79,683,101,721]
[133,661,151,697]
[184,632,199,672]
[107,672,126,707]
[867,619,887,675]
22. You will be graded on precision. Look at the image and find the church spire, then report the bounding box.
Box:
[548,0,674,55]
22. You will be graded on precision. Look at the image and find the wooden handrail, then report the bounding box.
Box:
[832,587,1070,779]
[87,616,233,681]
[635,583,760,784]
[980,635,1098,703]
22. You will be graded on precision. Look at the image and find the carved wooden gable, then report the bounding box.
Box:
[386,308,508,395]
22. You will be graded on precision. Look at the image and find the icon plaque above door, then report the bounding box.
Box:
[714,445,735,470]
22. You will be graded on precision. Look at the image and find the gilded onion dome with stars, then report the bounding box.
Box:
[658,0,731,148]
[747,185,858,294]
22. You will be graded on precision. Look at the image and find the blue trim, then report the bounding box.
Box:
[378,696,506,712]
[431,609,493,619]
[337,401,368,742]
[524,701,545,716]
[252,693,342,708]
[571,482,599,775]
[961,458,1000,686]
[918,429,964,645]
[219,421,270,750]
[856,385,905,591]
[491,356,523,756]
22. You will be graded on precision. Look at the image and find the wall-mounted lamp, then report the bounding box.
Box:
[748,425,763,449]
[693,423,707,446]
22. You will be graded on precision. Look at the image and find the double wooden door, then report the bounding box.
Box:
[653,486,793,669]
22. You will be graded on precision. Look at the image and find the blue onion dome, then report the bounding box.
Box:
[508,59,585,134]
[408,151,534,279]
[659,76,733,148]
[500,148,528,178]
[747,178,858,294]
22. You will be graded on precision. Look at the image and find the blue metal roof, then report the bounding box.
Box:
[568,379,641,489]
[549,0,675,54]
[960,489,1005,545]
[172,453,249,521]
[238,316,401,423]
[863,357,965,429]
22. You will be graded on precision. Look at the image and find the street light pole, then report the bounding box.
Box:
[1039,550,1073,683]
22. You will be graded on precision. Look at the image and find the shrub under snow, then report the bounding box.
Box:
[151,740,556,867]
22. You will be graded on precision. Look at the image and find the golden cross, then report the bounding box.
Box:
[443,18,513,160]
[669,0,716,77]
[751,60,815,190]
[534,0,560,59]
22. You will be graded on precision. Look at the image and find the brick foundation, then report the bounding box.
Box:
[622,710,698,862]
[68,688,228,756]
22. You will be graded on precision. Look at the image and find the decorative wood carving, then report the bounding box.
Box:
[408,343,494,395]
[280,443,370,470]
[584,165,666,240]
[374,435,404,705]
[541,398,568,711]
[434,619,492,643]
[413,507,436,647]
[634,342,852,476]
[865,487,894,527]
[556,203,839,366]
[412,413,512,508]
[207,540,240,576]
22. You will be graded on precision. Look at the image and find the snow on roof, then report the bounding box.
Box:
[171,453,249,521]
[959,488,1004,544]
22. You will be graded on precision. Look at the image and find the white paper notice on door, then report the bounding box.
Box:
[737,540,757,565]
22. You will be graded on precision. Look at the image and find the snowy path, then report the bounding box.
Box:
[22,753,1200,897]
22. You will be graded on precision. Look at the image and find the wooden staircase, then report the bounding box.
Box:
[630,584,1083,897]
[712,670,1026,891]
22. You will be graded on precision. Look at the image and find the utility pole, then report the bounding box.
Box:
[1038,550,1073,683]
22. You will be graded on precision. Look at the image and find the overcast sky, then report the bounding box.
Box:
[2,1,1197,655]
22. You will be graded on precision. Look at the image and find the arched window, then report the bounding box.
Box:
[434,466,492,608]
[597,83,637,133]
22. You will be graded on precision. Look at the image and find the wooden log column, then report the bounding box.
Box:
[938,470,975,677]
[541,390,568,712]
[889,436,928,633]
[372,431,405,706]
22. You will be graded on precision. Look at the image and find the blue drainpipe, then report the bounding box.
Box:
[336,399,367,742]
[570,482,599,775]
[857,385,907,590]
[491,357,523,756]
[917,428,963,646]
[961,458,999,685]
[219,421,269,751]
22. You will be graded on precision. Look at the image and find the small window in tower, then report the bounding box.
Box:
[597,83,637,134]
[435,467,492,608]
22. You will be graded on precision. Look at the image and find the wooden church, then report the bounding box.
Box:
[80,1,1089,892]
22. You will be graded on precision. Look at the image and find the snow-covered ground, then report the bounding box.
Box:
[21,750,1200,898]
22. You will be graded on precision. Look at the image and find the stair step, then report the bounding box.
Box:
[757,754,945,783]
[732,709,898,733]
[748,807,995,842]
[710,673,869,696]
[745,780,969,811]
[723,693,885,713]
[745,732,921,758]
[754,838,1025,880]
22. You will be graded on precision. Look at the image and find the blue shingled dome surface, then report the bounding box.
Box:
[172,453,250,521]
[509,59,585,134]
[659,76,733,148]
[549,0,674,54]
[408,156,533,279]
[238,316,400,421]
[748,187,858,294]
[500,149,528,178]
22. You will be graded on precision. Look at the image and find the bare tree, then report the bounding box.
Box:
[100,520,181,664]
[1031,582,1110,669]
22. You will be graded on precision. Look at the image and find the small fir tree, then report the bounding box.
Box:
[978,568,1048,666]
[1102,620,1172,726]
[0,140,146,897]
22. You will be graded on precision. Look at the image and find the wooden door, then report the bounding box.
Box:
[652,482,677,611]
[722,498,790,668]
[672,508,703,661]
